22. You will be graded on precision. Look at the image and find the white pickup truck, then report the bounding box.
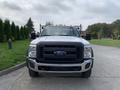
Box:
[27,26,94,78]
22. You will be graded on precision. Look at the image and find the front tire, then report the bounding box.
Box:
[29,69,39,78]
[81,69,92,78]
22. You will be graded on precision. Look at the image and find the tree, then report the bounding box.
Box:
[0,18,30,42]
[23,26,29,39]
[0,19,4,42]
[26,18,34,33]
[4,19,11,40]
[86,23,112,39]
[20,26,25,40]
[15,26,20,40]
[11,22,16,40]
[112,29,119,39]
[86,23,101,39]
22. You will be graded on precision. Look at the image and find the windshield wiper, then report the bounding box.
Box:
[58,35,71,36]
[41,35,52,36]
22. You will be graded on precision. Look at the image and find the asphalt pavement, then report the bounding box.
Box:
[0,45,120,90]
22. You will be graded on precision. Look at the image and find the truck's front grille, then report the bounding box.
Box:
[36,42,84,64]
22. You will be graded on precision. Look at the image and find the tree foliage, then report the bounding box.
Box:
[11,22,16,40]
[16,26,20,40]
[86,19,120,39]
[0,19,4,42]
[4,19,11,40]
[26,18,34,33]
[0,18,31,42]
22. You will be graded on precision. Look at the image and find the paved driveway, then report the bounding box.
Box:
[0,45,120,90]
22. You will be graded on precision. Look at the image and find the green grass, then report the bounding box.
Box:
[0,40,29,71]
[90,39,120,48]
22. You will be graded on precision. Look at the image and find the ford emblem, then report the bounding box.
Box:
[54,51,66,56]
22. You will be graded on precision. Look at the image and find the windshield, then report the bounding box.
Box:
[41,26,80,37]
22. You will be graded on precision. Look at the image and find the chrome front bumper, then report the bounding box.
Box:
[28,59,93,73]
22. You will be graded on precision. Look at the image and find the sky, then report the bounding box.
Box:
[0,0,120,31]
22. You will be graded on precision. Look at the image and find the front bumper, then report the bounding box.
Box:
[27,58,93,73]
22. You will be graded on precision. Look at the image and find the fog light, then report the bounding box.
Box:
[85,63,90,69]
[29,61,35,69]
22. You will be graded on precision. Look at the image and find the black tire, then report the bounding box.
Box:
[29,69,39,78]
[81,69,92,78]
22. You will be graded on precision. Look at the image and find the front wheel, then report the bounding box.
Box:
[81,69,92,78]
[28,69,39,78]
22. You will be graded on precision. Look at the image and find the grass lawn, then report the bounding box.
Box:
[90,39,120,48]
[0,40,29,71]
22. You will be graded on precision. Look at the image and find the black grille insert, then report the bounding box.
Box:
[38,66,81,71]
[36,42,84,64]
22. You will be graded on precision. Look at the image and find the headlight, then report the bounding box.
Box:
[28,44,36,58]
[84,45,92,59]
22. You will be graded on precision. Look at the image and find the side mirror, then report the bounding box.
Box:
[85,34,91,40]
[31,33,36,40]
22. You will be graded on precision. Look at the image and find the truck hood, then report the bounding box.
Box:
[31,36,90,45]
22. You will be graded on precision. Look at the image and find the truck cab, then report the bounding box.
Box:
[27,26,94,78]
